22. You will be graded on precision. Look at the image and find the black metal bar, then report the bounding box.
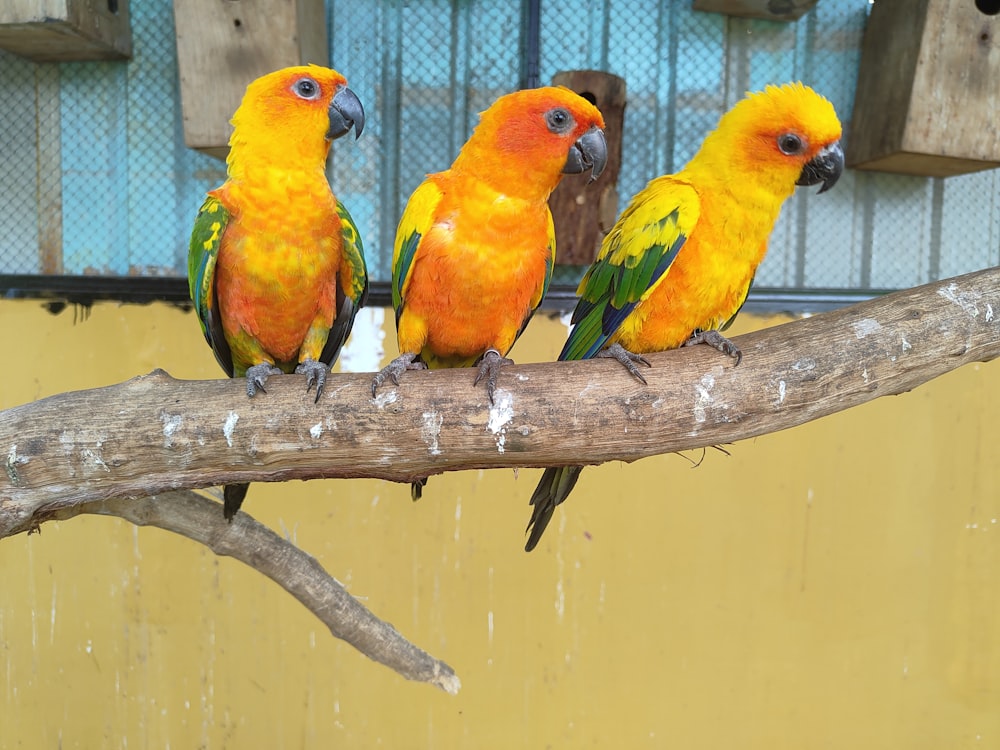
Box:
[521,0,541,89]
[1,275,888,315]
[1,275,193,307]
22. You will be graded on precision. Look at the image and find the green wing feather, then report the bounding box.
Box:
[539,211,556,307]
[560,178,700,361]
[337,200,369,309]
[391,179,443,323]
[319,200,370,367]
[187,195,234,376]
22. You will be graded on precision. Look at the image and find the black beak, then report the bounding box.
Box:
[797,141,844,194]
[327,86,365,141]
[563,126,608,182]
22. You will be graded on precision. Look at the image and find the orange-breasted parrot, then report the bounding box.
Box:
[188,65,368,520]
[524,82,844,551]
[370,86,607,499]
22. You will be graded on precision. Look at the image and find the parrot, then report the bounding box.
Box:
[370,85,608,499]
[524,82,844,551]
[187,64,368,520]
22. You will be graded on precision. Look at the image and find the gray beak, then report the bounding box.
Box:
[797,141,844,194]
[327,86,365,141]
[563,126,608,182]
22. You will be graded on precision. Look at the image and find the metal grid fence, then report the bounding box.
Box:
[1,0,998,299]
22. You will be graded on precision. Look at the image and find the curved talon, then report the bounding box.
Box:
[596,342,651,384]
[371,352,426,397]
[473,348,514,404]
[684,329,743,365]
[245,363,283,397]
[295,358,329,402]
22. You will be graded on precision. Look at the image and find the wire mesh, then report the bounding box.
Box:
[1,0,998,297]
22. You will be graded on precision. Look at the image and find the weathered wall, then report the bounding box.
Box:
[1,299,997,748]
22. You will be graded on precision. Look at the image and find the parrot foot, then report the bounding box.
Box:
[684,329,743,365]
[371,352,427,397]
[295,359,330,403]
[473,348,514,405]
[245,363,284,397]
[596,343,651,384]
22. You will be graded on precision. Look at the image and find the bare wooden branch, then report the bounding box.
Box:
[3,269,1000,540]
[45,490,461,695]
[3,268,999,693]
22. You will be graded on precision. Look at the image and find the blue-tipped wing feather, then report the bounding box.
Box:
[560,207,689,362]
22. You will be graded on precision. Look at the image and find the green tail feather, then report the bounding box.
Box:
[524,465,584,551]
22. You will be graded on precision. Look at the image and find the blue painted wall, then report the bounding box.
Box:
[0,0,997,294]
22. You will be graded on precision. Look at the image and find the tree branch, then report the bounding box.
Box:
[3,269,999,534]
[46,490,461,695]
[3,268,999,690]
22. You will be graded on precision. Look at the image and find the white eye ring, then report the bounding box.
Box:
[546,108,574,134]
[293,77,321,100]
[778,133,805,155]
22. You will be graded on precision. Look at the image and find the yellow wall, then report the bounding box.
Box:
[1,298,998,748]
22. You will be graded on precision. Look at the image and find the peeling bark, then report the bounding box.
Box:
[3,267,1000,691]
[44,490,461,695]
[5,271,999,530]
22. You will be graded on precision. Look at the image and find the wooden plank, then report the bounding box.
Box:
[846,0,927,172]
[904,0,1000,163]
[548,70,626,267]
[848,0,1000,177]
[0,0,131,61]
[692,0,819,22]
[173,0,328,159]
[858,152,1000,179]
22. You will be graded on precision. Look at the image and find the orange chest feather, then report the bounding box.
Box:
[401,189,552,359]
[212,176,343,360]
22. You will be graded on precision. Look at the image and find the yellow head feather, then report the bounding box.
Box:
[682,82,843,195]
[226,65,352,176]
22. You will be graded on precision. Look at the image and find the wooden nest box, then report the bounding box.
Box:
[0,0,132,61]
[848,0,1000,177]
[173,0,329,159]
[548,70,627,267]
[691,0,820,22]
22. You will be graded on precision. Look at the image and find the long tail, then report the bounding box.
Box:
[411,477,427,501]
[223,483,250,520]
[524,466,584,551]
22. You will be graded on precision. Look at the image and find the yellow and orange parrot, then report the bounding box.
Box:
[188,65,368,519]
[370,86,607,498]
[524,82,844,551]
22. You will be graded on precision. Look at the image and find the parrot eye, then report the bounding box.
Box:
[778,133,805,155]
[292,77,321,101]
[545,108,574,134]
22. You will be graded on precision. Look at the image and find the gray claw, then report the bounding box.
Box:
[372,352,426,397]
[245,363,283,397]
[683,329,742,365]
[295,358,329,402]
[596,342,651,384]
[474,348,514,404]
